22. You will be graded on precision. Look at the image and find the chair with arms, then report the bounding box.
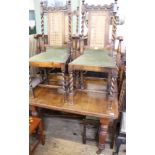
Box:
[110,53,126,154]
[112,75,126,155]
[29,0,73,103]
[68,0,123,109]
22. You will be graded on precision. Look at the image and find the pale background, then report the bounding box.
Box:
[1,0,155,155]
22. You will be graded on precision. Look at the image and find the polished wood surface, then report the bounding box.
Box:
[29,78,118,119]
[29,77,119,153]
[97,118,110,154]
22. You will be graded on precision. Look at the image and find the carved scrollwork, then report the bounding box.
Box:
[41,0,68,13]
[84,3,113,12]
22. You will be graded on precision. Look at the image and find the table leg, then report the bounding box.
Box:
[39,121,45,145]
[97,118,110,154]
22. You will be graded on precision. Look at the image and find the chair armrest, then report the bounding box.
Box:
[34,34,48,39]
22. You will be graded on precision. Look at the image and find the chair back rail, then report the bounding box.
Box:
[80,0,118,51]
[40,0,72,50]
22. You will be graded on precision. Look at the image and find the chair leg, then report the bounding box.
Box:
[79,71,84,89]
[114,136,122,154]
[110,119,118,149]
[69,70,74,104]
[75,71,80,89]
[107,72,112,99]
[82,123,86,144]
[44,68,48,83]
[61,67,67,103]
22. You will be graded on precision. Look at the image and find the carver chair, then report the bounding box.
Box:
[110,55,126,154]
[68,0,123,109]
[112,77,126,155]
[29,0,73,102]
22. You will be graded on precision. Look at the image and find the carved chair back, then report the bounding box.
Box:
[40,0,72,49]
[80,0,118,52]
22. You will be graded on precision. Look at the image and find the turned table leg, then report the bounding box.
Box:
[97,118,110,154]
[108,69,117,110]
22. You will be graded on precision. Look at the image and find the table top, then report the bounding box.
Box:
[29,48,69,68]
[69,50,116,70]
[29,78,118,119]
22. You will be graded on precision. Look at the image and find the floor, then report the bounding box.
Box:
[32,116,125,155]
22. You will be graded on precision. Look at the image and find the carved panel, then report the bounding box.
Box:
[64,14,69,43]
[48,12,69,46]
[88,11,110,49]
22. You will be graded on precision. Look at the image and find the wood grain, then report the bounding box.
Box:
[29,79,118,119]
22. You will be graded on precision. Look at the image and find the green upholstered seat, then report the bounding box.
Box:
[29,48,69,64]
[70,49,116,69]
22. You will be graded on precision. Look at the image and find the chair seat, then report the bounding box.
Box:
[69,50,116,71]
[29,48,69,68]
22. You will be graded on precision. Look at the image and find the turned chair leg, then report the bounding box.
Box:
[69,70,74,104]
[110,119,118,149]
[79,71,84,89]
[61,67,67,103]
[82,123,86,144]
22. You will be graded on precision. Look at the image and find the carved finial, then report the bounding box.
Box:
[68,0,71,5]
[113,0,119,13]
